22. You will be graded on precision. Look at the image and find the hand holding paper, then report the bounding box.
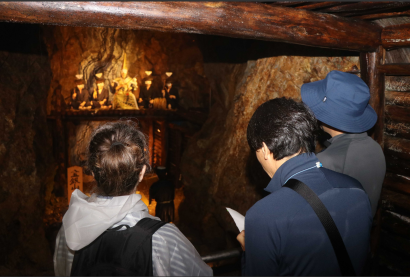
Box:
[226,207,245,232]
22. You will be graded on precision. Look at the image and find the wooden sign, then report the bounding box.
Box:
[67,166,83,204]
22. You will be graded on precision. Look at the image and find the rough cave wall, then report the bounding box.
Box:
[42,26,208,112]
[371,17,410,275]
[179,55,359,254]
[0,23,54,275]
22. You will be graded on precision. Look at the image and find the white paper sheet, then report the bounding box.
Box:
[226,207,245,232]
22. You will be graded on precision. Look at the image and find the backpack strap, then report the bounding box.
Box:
[284,179,356,276]
[136,217,166,235]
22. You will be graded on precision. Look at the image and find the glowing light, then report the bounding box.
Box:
[157,129,161,133]
[145,71,152,76]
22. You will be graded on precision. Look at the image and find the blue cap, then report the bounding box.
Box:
[301,70,377,133]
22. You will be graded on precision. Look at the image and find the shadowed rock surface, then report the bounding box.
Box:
[0,22,55,275]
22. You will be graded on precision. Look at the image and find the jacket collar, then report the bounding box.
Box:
[328,132,368,144]
[265,153,320,193]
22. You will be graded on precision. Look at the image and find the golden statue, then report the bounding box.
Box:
[110,53,139,109]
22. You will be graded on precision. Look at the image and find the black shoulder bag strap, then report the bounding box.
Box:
[284,179,356,276]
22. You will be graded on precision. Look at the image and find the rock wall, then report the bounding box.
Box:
[42,26,209,112]
[0,22,54,275]
[179,55,360,254]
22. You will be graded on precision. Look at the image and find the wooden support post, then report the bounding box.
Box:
[360,45,385,275]
[361,45,385,147]
[0,1,381,51]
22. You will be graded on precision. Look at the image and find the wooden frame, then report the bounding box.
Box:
[0,2,381,51]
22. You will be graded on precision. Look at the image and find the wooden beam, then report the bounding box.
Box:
[268,2,311,7]
[386,157,410,177]
[354,10,410,20]
[380,230,410,259]
[386,76,410,92]
[320,2,409,13]
[382,209,410,237]
[378,247,410,275]
[385,91,410,107]
[386,105,410,124]
[335,6,410,18]
[382,23,410,50]
[385,121,410,140]
[294,2,345,10]
[361,46,385,146]
[378,64,410,76]
[385,135,410,161]
[381,188,410,216]
[383,173,410,196]
[0,2,382,52]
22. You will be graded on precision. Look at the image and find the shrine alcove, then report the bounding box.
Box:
[1,2,410,276]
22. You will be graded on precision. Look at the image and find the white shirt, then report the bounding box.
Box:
[53,190,212,276]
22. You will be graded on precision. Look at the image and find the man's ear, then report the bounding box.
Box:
[262,142,270,160]
[139,165,147,183]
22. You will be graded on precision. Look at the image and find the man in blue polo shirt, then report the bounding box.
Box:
[238,98,372,276]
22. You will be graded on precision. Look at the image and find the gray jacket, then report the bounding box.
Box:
[317,132,386,217]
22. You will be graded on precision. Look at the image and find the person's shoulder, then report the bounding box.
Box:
[320,167,364,190]
[247,188,302,221]
[153,222,190,245]
[356,135,384,152]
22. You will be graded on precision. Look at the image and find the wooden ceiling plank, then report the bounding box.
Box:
[268,2,310,7]
[320,2,398,13]
[378,64,410,75]
[333,4,410,17]
[294,2,346,10]
[354,10,410,20]
[0,2,382,52]
[382,23,410,50]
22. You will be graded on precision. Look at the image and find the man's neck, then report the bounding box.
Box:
[322,126,344,138]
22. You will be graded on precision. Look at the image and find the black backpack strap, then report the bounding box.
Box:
[136,217,166,235]
[284,179,356,276]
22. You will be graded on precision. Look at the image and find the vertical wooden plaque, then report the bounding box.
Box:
[67,166,83,204]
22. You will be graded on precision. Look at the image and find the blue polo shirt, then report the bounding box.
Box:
[243,153,372,276]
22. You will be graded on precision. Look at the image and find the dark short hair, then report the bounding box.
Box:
[247,97,318,160]
[86,119,151,196]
